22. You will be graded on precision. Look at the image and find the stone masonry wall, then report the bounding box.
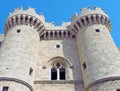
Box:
[34,38,84,91]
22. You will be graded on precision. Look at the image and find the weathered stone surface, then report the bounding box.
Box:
[0,7,119,91]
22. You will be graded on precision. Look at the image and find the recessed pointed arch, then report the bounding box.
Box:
[47,56,73,80]
[47,56,73,68]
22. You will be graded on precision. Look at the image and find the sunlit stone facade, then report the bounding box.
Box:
[0,7,120,91]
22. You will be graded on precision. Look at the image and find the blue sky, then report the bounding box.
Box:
[0,0,120,47]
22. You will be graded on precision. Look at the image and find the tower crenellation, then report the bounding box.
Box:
[4,7,46,36]
[71,7,111,34]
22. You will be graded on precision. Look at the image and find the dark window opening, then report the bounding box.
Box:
[2,86,9,91]
[40,35,44,40]
[50,31,53,36]
[96,29,100,32]
[59,31,62,37]
[34,19,37,24]
[60,68,66,80]
[81,18,85,25]
[117,89,120,91]
[55,31,57,38]
[36,23,40,27]
[16,17,18,23]
[25,16,28,21]
[63,31,66,37]
[77,21,80,27]
[29,17,33,23]
[46,32,48,38]
[20,15,23,21]
[0,41,2,47]
[56,45,60,48]
[51,68,57,80]
[83,62,87,70]
[17,29,21,33]
[91,16,94,22]
[29,67,33,75]
[96,15,99,23]
[68,31,70,37]
[86,16,89,22]
[74,25,78,31]
[56,63,61,68]
[72,35,76,39]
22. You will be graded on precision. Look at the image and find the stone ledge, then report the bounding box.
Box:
[34,80,83,84]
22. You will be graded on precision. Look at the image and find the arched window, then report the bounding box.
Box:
[51,67,57,80]
[51,62,66,80]
[48,57,73,80]
[60,67,65,80]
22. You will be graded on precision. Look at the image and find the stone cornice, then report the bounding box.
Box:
[34,80,83,84]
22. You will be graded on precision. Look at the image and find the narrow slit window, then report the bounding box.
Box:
[63,31,66,37]
[29,67,33,75]
[55,31,57,38]
[95,29,100,32]
[77,21,80,27]
[86,16,89,23]
[56,45,60,48]
[0,41,2,47]
[74,25,78,31]
[17,29,21,33]
[83,62,87,70]
[46,32,48,39]
[81,18,84,25]
[59,31,62,37]
[29,17,33,23]
[60,68,66,80]
[68,31,70,37]
[50,31,53,36]
[51,68,57,80]
[2,86,9,91]
[40,35,44,40]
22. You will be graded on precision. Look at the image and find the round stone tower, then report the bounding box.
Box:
[71,7,120,91]
[0,7,45,91]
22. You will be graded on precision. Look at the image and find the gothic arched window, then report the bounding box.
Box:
[51,63,66,80]
[60,67,65,80]
[51,67,57,80]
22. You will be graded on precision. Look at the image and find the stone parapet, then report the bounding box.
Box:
[71,7,111,33]
[4,7,45,36]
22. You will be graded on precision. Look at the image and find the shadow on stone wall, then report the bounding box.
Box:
[62,38,85,91]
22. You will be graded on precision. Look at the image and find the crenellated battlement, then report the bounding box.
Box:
[4,7,112,40]
[4,7,46,36]
[71,7,108,20]
[71,7,111,34]
[40,29,76,40]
